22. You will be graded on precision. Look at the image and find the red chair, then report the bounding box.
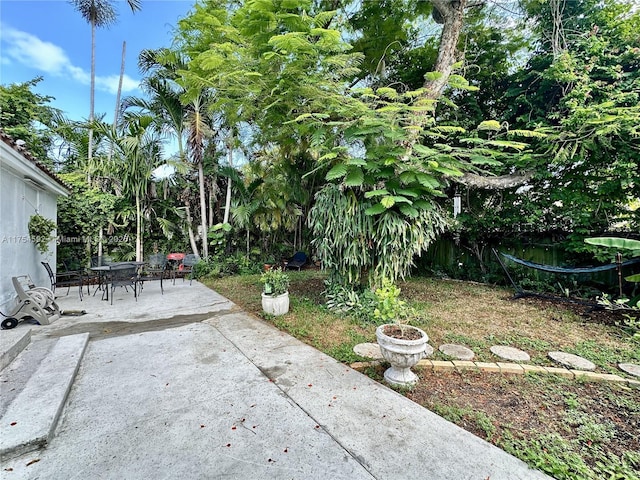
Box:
[166,253,185,283]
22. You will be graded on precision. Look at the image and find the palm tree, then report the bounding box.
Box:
[184,92,214,258]
[123,76,186,159]
[136,48,215,258]
[69,0,142,178]
[230,173,263,257]
[94,114,162,262]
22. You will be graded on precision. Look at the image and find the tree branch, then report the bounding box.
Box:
[458,171,534,189]
[424,0,468,100]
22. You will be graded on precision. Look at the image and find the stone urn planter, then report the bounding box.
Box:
[261,291,290,316]
[376,324,428,387]
[260,267,290,316]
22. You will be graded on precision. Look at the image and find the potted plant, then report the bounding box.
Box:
[374,278,429,387]
[28,214,56,255]
[260,267,290,316]
[263,254,276,271]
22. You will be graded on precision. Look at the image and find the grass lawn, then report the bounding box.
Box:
[205,270,640,480]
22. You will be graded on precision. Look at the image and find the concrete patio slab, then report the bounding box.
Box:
[32,280,236,339]
[0,333,89,459]
[1,323,373,479]
[0,328,31,371]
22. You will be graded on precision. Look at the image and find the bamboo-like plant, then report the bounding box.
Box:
[309,184,447,288]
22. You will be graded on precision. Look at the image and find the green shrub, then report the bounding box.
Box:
[323,281,377,323]
[260,267,290,295]
[373,278,410,324]
[193,258,221,279]
[193,252,264,280]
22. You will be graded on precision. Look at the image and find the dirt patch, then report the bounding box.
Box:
[380,324,424,340]
[520,295,637,327]
[290,276,326,303]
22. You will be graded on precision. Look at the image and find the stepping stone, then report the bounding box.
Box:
[490,345,530,362]
[353,343,383,360]
[424,344,434,357]
[548,351,596,371]
[439,344,474,361]
[618,363,640,378]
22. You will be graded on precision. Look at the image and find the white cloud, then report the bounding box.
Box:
[0,24,138,93]
[96,74,140,94]
[67,64,91,85]
[2,25,70,75]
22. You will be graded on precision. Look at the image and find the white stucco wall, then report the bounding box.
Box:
[0,139,68,316]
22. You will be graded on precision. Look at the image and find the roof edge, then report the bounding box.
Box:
[0,129,71,192]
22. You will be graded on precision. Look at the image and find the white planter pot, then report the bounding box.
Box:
[261,291,290,316]
[376,324,428,386]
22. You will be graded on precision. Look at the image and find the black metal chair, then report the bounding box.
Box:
[139,253,168,294]
[91,256,114,267]
[62,258,95,295]
[179,254,198,285]
[107,264,139,305]
[41,261,83,300]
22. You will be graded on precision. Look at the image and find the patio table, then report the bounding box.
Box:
[90,262,144,302]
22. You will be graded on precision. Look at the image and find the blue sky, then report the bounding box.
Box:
[0,0,195,125]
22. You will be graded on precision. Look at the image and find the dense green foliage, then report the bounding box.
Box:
[3,0,637,294]
[0,77,63,165]
[452,0,640,243]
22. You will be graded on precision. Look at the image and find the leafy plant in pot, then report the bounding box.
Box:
[374,279,429,387]
[28,214,56,255]
[260,267,290,316]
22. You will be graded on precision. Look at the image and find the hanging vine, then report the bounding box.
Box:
[28,214,56,254]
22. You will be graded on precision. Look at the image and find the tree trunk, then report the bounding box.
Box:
[87,21,96,184]
[198,162,209,258]
[400,0,467,162]
[459,172,534,189]
[136,193,142,262]
[108,40,127,160]
[410,0,532,190]
[100,41,127,258]
[223,144,233,225]
[185,201,200,257]
[208,184,214,228]
[424,0,468,100]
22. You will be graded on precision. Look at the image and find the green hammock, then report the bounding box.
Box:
[499,252,640,274]
[493,249,640,306]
